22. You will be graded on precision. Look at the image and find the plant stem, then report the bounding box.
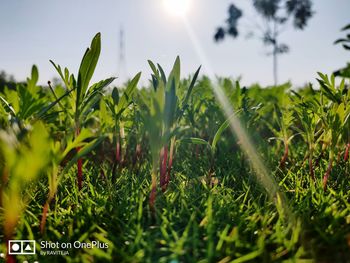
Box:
[115,135,121,164]
[344,143,350,161]
[76,127,83,190]
[207,151,215,186]
[279,142,288,168]
[309,149,315,181]
[166,137,176,189]
[120,124,125,166]
[149,165,157,214]
[195,145,200,159]
[40,202,50,234]
[133,143,142,168]
[323,151,334,190]
[160,145,168,192]
[5,238,15,263]
[5,228,15,263]
[77,154,82,190]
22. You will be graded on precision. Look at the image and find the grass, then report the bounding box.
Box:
[1,144,348,262]
[1,33,350,263]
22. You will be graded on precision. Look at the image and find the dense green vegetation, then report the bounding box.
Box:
[0,33,350,263]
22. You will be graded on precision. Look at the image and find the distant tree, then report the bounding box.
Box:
[334,23,350,78]
[0,70,16,92]
[215,0,313,86]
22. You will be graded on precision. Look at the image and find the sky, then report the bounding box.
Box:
[0,0,349,87]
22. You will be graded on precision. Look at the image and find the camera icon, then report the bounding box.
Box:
[8,240,36,255]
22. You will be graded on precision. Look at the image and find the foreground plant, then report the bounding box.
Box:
[50,33,115,190]
[100,73,141,174]
[141,56,200,210]
[0,65,73,128]
[317,73,349,189]
[0,123,51,263]
[293,92,320,181]
[265,105,296,168]
[182,112,240,185]
[40,128,104,234]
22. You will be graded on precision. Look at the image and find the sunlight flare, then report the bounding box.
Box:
[182,16,294,222]
[163,0,191,17]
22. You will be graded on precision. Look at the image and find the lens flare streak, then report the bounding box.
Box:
[182,16,292,219]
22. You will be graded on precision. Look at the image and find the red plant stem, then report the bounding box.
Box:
[115,135,121,164]
[160,146,168,192]
[279,143,288,168]
[323,156,333,190]
[149,169,157,214]
[5,232,15,263]
[166,140,175,188]
[344,143,350,162]
[4,221,16,263]
[40,202,49,234]
[6,255,15,263]
[159,147,165,188]
[5,238,16,263]
[337,151,341,163]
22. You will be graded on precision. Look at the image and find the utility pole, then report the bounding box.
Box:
[118,26,128,82]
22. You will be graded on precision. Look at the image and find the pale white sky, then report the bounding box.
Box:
[0,0,349,87]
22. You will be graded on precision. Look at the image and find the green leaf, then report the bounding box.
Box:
[0,95,16,116]
[77,33,102,112]
[167,56,180,92]
[61,129,93,158]
[148,60,158,77]
[116,72,141,115]
[178,66,201,120]
[50,60,71,88]
[157,63,167,84]
[212,112,237,151]
[31,65,39,85]
[112,87,119,105]
[62,136,105,175]
[316,79,341,104]
[80,77,116,118]
[164,78,177,130]
[180,137,210,147]
[35,86,76,121]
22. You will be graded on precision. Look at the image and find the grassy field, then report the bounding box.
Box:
[0,33,350,262]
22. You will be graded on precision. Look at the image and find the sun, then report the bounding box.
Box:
[163,0,191,17]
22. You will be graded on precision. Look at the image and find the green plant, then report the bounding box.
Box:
[141,56,200,210]
[181,112,240,185]
[0,122,51,262]
[102,73,141,171]
[265,105,296,168]
[316,73,349,189]
[0,65,72,128]
[50,33,115,190]
[40,128,105,234]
